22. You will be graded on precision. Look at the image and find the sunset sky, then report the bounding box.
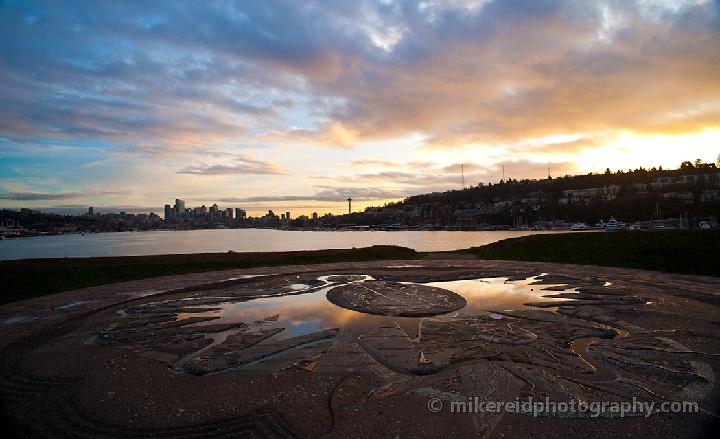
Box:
[1,0,719,216]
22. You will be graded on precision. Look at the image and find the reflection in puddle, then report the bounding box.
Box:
[126,289,167,298]
[175,274,577,342]
[424,277,571,313]
[224,274,271,282]
[1,316,36,325]
[56,300,96,310]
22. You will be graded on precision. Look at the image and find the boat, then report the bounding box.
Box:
[0,226,21,239]
[604,217,623,231]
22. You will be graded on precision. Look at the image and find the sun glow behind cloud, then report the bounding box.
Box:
[0,0,718,216]
[574,130,720,173]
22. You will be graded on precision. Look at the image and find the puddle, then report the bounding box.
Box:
[126,289,168,298]
[174,274,577,342]
[223,274,271,282]
[56,300,96,310]
[570,337,618,382]
[424,276,573,312]
[1,316,36,325]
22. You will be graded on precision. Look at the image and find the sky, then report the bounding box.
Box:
[1,0,719,217]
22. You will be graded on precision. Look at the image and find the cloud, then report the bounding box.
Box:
[217,187,406,203]
[350,159,434,169]
[177,156,286,176]
[439,163,485,174]
[497,160,579,180]
[0,192,81,201]
[328,159,580,191]
[0,190,124,201]
[314,0,720,146]
[0,0,718,210]
[2,0,718,153]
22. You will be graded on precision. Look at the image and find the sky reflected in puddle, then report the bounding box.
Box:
[425,277,570,313]
[175,275,577,341]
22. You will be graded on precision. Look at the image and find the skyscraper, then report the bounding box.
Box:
[175,198,185,219]
[164,204,174,221]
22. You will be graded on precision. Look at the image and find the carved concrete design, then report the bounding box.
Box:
[0,261,718,438]
[183,327,339,375]
[326,281,467,317]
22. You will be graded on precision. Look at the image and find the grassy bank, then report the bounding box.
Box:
[3,231,718,306]
[464,230,720,276]
[0,245,419,305]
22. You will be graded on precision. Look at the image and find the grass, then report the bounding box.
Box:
[463,230,720,276]
[0,245,419,305]
[3,231,718,306]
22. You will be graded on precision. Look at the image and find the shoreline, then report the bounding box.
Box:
[1,223,702,241]
[0,228,569,261]
[1,230,719,305]
[0,226,580,240]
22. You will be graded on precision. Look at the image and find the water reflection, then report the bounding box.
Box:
[0,229,571,260]
[177,275,576,341]
[425,276,570,312]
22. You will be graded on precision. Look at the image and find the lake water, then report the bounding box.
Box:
[0,228,566,260]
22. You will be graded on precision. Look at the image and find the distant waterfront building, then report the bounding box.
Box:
[164,204,174,221]
[235,208,246,219]
[701,189,720,202]
[285,211,290,220]
[281,213,286,220]
[209,204,219,216]
[661,191,694,203]
[20,208,40,216]
[88,206,94,216]
[225,208,233,219]
[312,212,318,220]
[174,198,185,219]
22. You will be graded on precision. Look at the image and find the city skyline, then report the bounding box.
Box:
[1,1,719,216]
[4,157,718,219]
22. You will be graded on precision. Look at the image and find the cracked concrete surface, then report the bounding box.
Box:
[1,259,719,438]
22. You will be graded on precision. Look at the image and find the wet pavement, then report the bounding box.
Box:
[1,259,719,438]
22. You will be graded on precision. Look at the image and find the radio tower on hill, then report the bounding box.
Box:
[461,164,466,189]
[347,196,352,214]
